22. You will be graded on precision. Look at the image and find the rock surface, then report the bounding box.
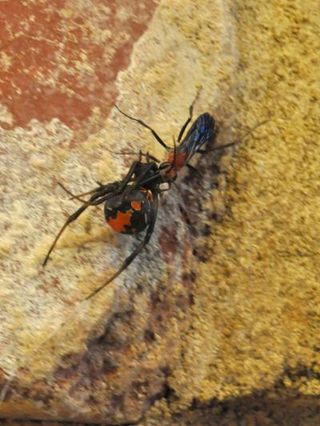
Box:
[0,0,319,424]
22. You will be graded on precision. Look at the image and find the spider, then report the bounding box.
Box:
[43,98,239,300]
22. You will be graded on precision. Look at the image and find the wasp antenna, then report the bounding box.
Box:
[238,117,271,144]
[177,87,204,143]
[115,104,170,150]
[206,117,271,153]
[193,85,203,105]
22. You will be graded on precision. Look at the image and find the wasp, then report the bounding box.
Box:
[43,97,239,300]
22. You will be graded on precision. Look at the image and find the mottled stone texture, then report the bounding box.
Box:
[0,0,319,424]
[0,0,158,139]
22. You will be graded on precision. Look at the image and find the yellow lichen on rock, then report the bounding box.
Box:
[169,0,320,409]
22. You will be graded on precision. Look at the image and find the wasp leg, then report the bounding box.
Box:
[177,101,194,142]
[84,192,159,300]
[178,202,194,226]
[202,119,270,153]
[177,89,202,142]
[115,105,170,150]
[186,164,202,177]
[237,118,270,142]
[200,141,236,153]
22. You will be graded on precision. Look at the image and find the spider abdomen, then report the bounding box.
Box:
[104,188,154,235]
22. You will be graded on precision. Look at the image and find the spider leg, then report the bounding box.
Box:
[84,192,159,300]
[132,164,168,189]
[58,179,116,201]
[43,203,91,266]
[116,151,160,163]
[145,152,160,163]
[118,160,145,190]
[57,182,87,203]
[59,183,122,206]
[71,160,146,201]
[69,186,104,200]
[115,105,170,150]
[122,161,160,196]
[43,182,122,266]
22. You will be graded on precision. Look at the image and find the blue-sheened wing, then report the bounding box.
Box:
[180,113,215,158]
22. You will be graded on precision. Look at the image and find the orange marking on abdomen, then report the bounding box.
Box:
[107,210,132,233]
[131,200,142,211]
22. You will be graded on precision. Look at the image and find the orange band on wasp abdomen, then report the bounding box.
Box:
[166,151,187,170]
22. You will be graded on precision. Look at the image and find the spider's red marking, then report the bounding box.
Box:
[107,210,133,233]
[131,200,142,211]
